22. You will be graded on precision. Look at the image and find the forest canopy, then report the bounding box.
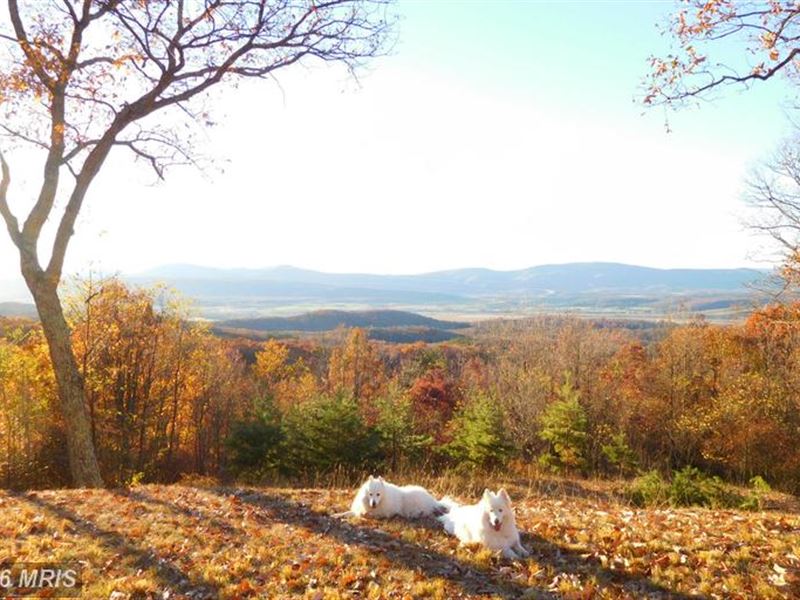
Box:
[2,278,800,497]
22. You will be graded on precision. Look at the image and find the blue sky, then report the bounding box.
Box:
[397,0,787,143]
[0,1,794,298]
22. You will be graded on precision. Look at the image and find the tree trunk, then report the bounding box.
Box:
[25,272,104,488]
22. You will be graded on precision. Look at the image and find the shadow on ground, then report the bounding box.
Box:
[13,487,703,599]
[213,487,700,599]
[17,491,220,599]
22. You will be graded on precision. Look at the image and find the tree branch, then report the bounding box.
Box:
[7,0,56,90]
[0,149,22,249]
[666,47,800,102]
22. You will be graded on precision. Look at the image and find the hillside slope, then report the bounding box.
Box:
[2,481,797,598]
[217,309,469,332]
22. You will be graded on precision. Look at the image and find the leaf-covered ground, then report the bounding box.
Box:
[0,480,799,599]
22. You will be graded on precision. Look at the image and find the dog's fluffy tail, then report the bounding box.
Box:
[432,495,455,517]
[439,496,460,511]
[437,496,460,534]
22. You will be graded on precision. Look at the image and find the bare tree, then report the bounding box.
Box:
[747,139,800,290]
[0,0,394,487]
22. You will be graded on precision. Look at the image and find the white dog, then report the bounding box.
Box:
[335,475,447,519]
[438,488,529,560]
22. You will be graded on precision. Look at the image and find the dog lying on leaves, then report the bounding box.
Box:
[335,475,449,519]
[438,488,529,560]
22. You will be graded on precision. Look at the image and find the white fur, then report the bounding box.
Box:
[438,488,529,560]
[337,476,446,519]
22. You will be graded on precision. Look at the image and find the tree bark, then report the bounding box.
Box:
[23,269,103,488]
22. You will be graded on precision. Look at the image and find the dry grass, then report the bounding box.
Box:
[0,476,798,599]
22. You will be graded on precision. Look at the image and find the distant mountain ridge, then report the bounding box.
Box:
[2,262,767,323]
[135,262,764,295]
[0,302,37,318]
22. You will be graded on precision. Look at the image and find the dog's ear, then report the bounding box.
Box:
[368,475,375,481]
[482,488,493,503]
[498,488,511,505]
[378,476,385,483]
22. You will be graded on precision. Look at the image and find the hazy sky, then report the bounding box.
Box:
[0,0,795,296]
